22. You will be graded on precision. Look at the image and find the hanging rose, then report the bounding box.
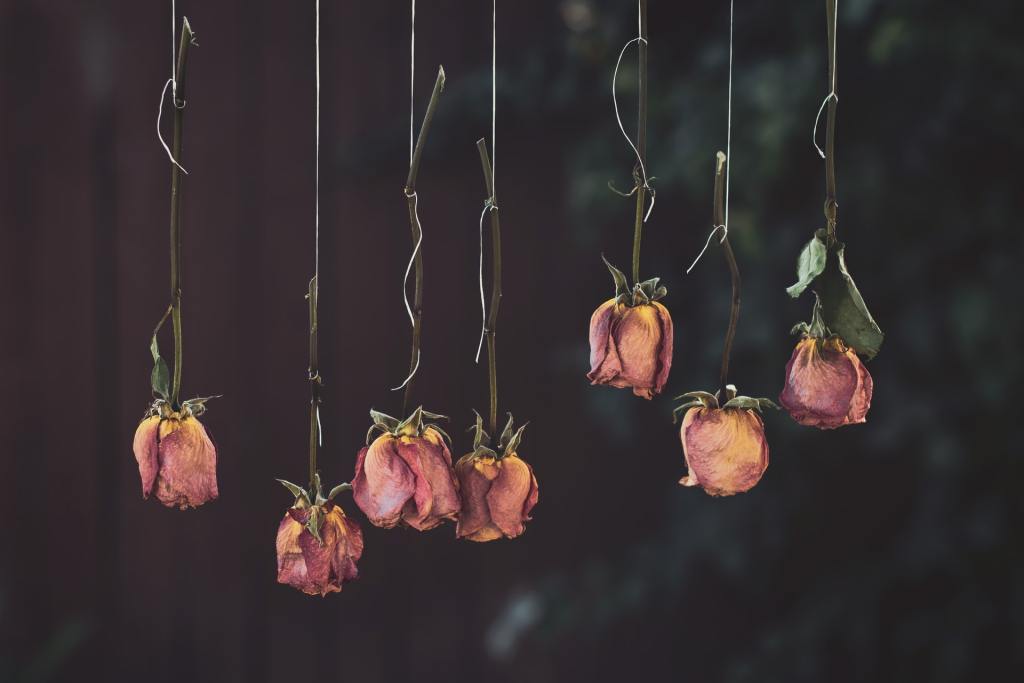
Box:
[455,413,538,542]
[133,397,218,509]
[275,477,363,597]
[673,386,777,497]
[352,407,460,531]
[587,256,673,399]
[779,326,873,429]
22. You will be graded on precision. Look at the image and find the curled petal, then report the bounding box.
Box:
[588,301,671,399]
[395,428,460,531]
[276,505,362,597]
[779,337,873,429]
[352,436,416,528]
[680,407,769,496]
[133,416,161,499]
[587,299,620,382]
[651,302,674,397]
[153,417,219,509]
[487,455,535,538]
[455,454,502,542]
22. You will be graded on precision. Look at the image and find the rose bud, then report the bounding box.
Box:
[133,398,218,509]
[779,336,873,429]
[276,478,363,597]
[456,413,538,542]
[673,387,775,497]
[352,407,460,531]
[587,257,673,399]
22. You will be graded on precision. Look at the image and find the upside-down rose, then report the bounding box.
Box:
[133,398,218,509]
[779,336,873,429]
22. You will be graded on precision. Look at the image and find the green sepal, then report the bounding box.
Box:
[277,479,311,508]
[787,230,828,298]
[367,406,450,444]
[716,384,738,403]
[181,395,219,417]
[671,401,703,423]
[812,242,884,359]
[468,410,491,450]
[326,483,352,502]
[722,396,780,413]
[601,254,630,300]
[672,391,719,409]
[306,505,324,546]
[636,277,668,303]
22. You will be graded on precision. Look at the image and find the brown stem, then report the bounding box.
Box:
[713,152,741,397]
[631,0,649,285]
[169,18,193,409]
[824,0,839,244]
[401,66,445,415]
[477,139,501,436]
[308,276,321,490]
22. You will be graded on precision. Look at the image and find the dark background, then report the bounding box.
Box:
[1,0,1022,681]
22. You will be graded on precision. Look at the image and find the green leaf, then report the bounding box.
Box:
[151,357,170,400]
[813,243,884,359]
[786,233,828,298]
[601,254,630,299]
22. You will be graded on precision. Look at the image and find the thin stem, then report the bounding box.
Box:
[477,139,501,436]
[824,0,838,244]
[631,0,649,285]
[169,18,193,409]
[402,66,445,415]
[713,152,741,396]
[308,276,321,490]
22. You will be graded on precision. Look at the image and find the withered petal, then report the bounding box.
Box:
[487,455,534,538]
[352,436,416,528]
[133,416,162,499]
[153,417,219,509]
[680,408,769,496]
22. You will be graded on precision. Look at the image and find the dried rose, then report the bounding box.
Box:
[779,336,873,429]
[673,387,776,497]
[133,398,218,509]
[276,478,362,597]
[352,407,460,531]
[587,257,673,399]
[456,413,538,542]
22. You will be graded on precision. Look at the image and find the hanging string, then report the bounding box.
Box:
[812,0,838,158]
[392,0,422,391]
[610,0,654,222]
[476,0,498,364]
[157,0,187,174]
[685,0,733,275]
[313,0,322,446]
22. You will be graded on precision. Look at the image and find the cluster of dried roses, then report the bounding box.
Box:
[587,240,878,496]
[133,407,537,597]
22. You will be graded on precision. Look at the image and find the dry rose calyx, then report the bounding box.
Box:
[352,407,461,531]
[779,319,873,429]
[133,397,218,509]
[673,386,777,497]
[455,412,539,542]
[276,476,363,597]
[588,256,673,400]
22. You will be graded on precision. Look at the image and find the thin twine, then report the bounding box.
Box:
[686,0,733,275]
[812,0,839,159]
[475,0,498,364]
[393,0,422,391]
[313,0,322,445]
[157,0,187,174]
[610,1,654,222]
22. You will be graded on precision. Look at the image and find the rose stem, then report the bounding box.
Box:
[824,0,839,245]
[401,66,446,416]
[476,139,501,436]
[713,151,741,398]
[308,276,320,490]
[169,18,193,410]
[630,0,649,285]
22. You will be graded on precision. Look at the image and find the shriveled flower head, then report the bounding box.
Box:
[456,413,538,542]
[780,335,873,429]
[673,386,775,497]
[276,477,363,597]
[587,257,673,399]
[133,398,218,509]
[352,407,460,531]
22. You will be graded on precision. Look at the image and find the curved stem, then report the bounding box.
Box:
[713,152,741,396]
[477,139,501,436]
[824,0,838,244]
[401,66,445,415]
[631,0,649,284]
[169,18,193,409]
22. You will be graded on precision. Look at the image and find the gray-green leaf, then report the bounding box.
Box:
[814,243,884,359]
[787,233,828,298]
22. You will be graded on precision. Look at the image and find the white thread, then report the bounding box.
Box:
[812,0,839,159]
[685,225,727,275]
[394,0,422,391]
[475,202,495,364]
[392,189,423,391]
[157,79,188,174]
[476,1,498,365]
